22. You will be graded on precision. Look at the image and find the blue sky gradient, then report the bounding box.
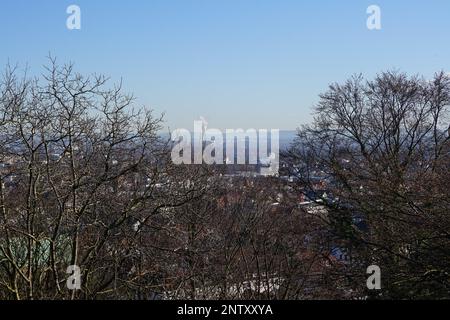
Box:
[1,0,449,130]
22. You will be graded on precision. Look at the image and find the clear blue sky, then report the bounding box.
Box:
[1,0,449,130]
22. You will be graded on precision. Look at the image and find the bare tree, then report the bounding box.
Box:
[0,59,208,299]
[286,71,450,299]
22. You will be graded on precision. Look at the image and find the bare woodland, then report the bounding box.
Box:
[0,61,448,299]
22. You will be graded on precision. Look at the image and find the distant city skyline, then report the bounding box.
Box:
[1,0,450,130]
